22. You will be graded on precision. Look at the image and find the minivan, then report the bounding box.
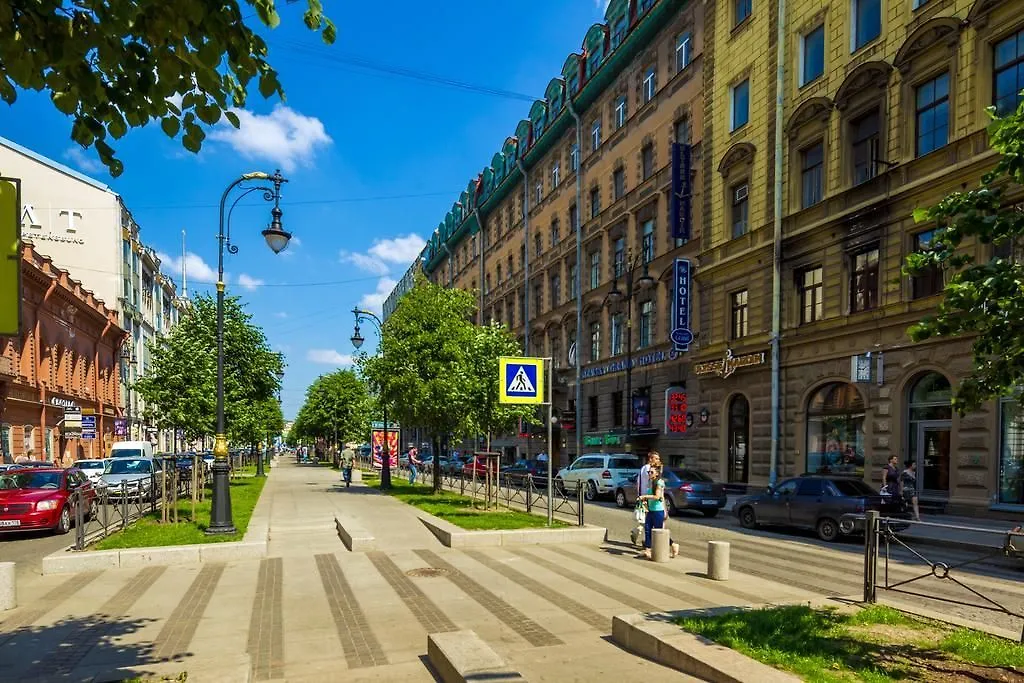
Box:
[110,441,154,459]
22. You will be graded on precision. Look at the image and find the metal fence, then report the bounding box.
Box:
[861,510,1024,643]
[68,455,212,550]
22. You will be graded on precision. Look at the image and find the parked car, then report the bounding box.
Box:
[501,460,547,479]
[555,453,642,501]
[101,457,163,500]
[8,460,56,468]
[462,456,499,478]
[74,459,108,486]
[732,475,908,542]
[0,467,97,534]
[614,468,727,517]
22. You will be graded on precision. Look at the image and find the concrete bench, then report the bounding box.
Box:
[427,630,525,683]
[334,516,375,552]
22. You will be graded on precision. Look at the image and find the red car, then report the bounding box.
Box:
[461,457,500,478]
[0,467,96,535]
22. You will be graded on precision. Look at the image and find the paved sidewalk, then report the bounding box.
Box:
[0,459,835,682]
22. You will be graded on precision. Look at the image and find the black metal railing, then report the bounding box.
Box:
[861,510,1024,643]
[69,455,212,550]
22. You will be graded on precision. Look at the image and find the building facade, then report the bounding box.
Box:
[0,242,124,463]
[388,0,1024,516]
[0,137,181,451]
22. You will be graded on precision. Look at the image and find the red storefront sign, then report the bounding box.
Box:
[665,387,688,434]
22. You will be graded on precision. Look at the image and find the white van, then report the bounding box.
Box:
[110,441,154,459]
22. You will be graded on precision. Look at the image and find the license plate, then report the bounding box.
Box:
[0,520,21,527]
[701,499,717,506]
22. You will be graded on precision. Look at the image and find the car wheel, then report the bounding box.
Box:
[56,505,72,535]
[702,508,720,518]
[738,506,757,529]
[817,517,840,542]
[615,489,627,508]
[584,480,598,501]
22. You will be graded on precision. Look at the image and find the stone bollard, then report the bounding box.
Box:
[651,528,671,563]
[0,562,15,611]
[707,541,730,580]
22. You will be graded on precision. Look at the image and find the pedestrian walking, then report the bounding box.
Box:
[880,454,899,499]
[340,446,355,488]
[408,447,421,485]
[901,458,921,521]
[637,456,677,560]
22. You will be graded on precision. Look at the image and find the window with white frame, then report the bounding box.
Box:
[535,182,542,204]
[614,237,625,277]
[730,289,749,339]
[676,32,692,72]
[731,183,749,238]
[590,250,601,289]
[731,79,750,130]
[591,119,602,151]
[590,322,601,362]
[643,66,657,103]
[642,219,655,263]
[614,96,627,129]
[639,300,653,348]
[552,163,560,187]
[570,144,579,171]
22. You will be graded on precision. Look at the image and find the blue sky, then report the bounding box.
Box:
[0,1,610,419]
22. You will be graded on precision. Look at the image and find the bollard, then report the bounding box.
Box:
[707,541,730,580]
[651,528,671,562]
[0,562,15,611]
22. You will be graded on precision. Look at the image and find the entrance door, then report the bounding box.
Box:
[916,421,951,499]
[727,395,749,484]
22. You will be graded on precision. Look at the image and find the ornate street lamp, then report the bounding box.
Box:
[350,308,391,490]
[604,249,656,448]
[208,170,290,535]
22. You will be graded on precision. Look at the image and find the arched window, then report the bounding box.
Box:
[907,372,952,496]
[806,382,865,475]
[728,395,750,483]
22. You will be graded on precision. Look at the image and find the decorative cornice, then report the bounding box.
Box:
[834,61,893,111]
[718,142,757,175]
[893,17,962,73]
[786,97,833,138]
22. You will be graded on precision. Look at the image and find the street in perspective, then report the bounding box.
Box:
[1,0,1024,681]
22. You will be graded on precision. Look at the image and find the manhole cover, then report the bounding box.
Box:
[406,567,450,578]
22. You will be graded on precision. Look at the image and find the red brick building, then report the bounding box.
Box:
[0,240,124,463]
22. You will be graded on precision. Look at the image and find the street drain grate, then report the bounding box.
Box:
[406,567,450,578]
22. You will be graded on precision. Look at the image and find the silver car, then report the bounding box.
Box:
[101,457,162,500]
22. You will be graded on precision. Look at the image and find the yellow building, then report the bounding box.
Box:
[696,0,1024,514]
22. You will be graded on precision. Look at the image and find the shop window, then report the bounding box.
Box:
[998,398,1024,505]
[799,266,824,324]
[730,289,749,339]
[806,382,865,476]
[994,29,1024,116]
[907,373,952,495]
[632,387,652,429]
[915,73,949,157]
[850,245,879,312]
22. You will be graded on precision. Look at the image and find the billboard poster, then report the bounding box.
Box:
[370,428,399,469]
[113,417,128,437]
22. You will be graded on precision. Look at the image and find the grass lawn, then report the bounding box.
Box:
[363,472,565,530]
[94,476,267,550]
[678,604,1024,682]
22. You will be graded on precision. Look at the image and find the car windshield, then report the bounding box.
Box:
[0,471,63,490]
[77,461,104,470]
[830,479,877,497]
[105,459,152,475]
[112,448,146,459]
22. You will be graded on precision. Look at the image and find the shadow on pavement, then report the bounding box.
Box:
[0,613,186,682]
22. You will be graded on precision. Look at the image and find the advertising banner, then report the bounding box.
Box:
[113,417,128,437]
[370,428,399,469]
[669,143,692,241]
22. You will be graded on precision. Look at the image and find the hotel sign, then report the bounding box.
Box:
[694,349,767,379]
[670,258,692,353]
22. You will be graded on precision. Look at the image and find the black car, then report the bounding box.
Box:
[501,460,547,478]
[732,475,908,542]
[614,468,728,517]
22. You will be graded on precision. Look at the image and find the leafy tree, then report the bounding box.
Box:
[466,322,535,450]
[291,370,370,461]
[359,275,478,491]
[0,0,335,175]
[134,294,283,443]
[904,101,1024,414]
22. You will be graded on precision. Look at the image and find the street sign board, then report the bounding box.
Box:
[81,414,97,440]
[0,177,21,337]
[499,357,544,404]
[63,406,82,437]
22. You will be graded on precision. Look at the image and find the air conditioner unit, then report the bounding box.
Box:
[734,185,748,202]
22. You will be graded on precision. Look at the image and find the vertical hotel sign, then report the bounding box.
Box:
[669,143,692,241]
[0,177,21,337]
[670,258,693,352]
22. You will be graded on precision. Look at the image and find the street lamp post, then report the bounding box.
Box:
[208,170,292,535]
[350,308,390,490]
[605,249,656,447]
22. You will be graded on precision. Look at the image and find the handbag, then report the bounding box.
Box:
[634,498,647,523]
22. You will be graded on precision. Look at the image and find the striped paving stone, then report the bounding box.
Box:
[0,572,102,645]
[248,558,285,681]
[151,564,225,662]
[366,551,458,634]
[315,553,388,669]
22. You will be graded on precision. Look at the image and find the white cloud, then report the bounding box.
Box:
[157,251,217,283]
[237,273,264,290]
[63,146,102,174]
[368,234,426,265]
[209,104,332,172]
[359,277,398,314]
[340,234,425,276]
[275,311,289,319]
[340,250,390,276]
[306,349,353,365]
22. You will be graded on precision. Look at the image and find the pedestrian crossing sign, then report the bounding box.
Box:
[499,357,544,404]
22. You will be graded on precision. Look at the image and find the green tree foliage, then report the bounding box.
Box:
[134,294,283,441]
[291,370,370,447]
[904,102,1024,414]
[0,0,335,175]
[359,275,532,491]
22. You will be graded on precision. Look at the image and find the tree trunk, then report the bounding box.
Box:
[432,436,441,493]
